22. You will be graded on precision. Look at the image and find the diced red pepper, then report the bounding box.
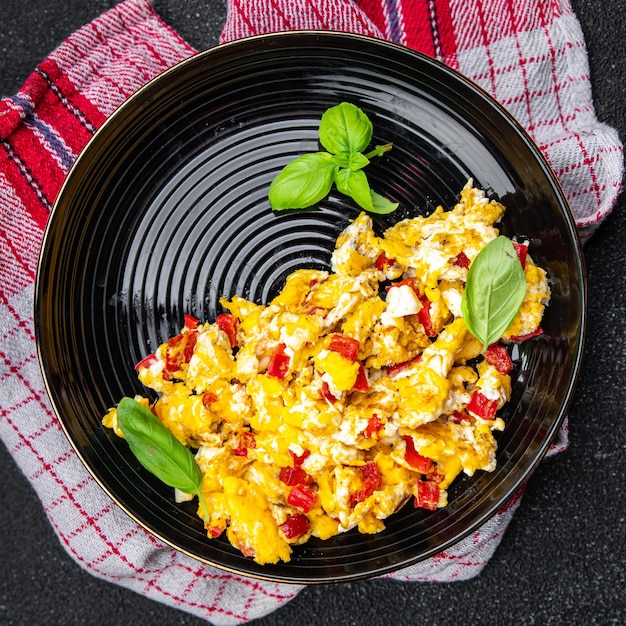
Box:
[208,525,224,538]
[134,353,158,371]
[429,467,446,484]
[512,241,528,269]
[320,381,338,403]
[418,294,436,337]
[484,343,513,375]
[287,484,318,513]
[414,480,440,510]
[280,513,310,539]
[351,461,381,506]
[288,449,311,468]
[375,251,396,271]
[386,355,421,375]
[352,364,370,392]
[328,334,360,362]
[232,431,256,456]
[279,466,313,486]
[163,331,197,378]
[403,435,434,473]
[202,391,218,408]
[216,313,238,348]
[364,415,383,439]
[467,391,498,420]
[267,343,290,379]
[509,327,544,342]
[452,410,471,424]
[454,251,471,269]
[184,332,198,362]
[387,277,419,292]
[184,314,199,329]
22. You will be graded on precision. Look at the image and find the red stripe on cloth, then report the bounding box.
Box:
[221,0,382,43]
[355,0,387,35]
[0,140,54,224]
[4,130,68,214]
[37,59,103,136]
[398,0,436,56]
[450,0,572,55]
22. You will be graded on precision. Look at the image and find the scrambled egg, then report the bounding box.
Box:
[103,181,550,564]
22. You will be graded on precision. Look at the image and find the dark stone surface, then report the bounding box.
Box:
[1,1,624,624]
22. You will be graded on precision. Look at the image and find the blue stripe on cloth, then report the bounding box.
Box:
[383,0,403,43]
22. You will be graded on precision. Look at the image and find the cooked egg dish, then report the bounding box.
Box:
[103,180,550,565]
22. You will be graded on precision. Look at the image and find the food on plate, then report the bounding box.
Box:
[103,180,550,564]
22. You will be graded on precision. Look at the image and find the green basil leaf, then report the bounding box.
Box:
[370,190,400,214]
[461,236,527,351]
[331,151,370,170]
[319,102,373,155]
[269,152,337,210]
[335,168,374,211]
[116,397,203,494]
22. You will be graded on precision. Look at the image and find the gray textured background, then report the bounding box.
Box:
[1,1,625,625]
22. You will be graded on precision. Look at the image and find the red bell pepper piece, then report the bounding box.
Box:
[509,327,544,342]
[418,294,436,337]
[134,353,158,370]
[216,313,238,348]
[512,241,528,269]
[467,391,498,420]
[288,449,311,468]
[375,251,396,271]
[453,250,471,269]
[452,410,471,424]
[351,461,381,506]
[403,435,434,473]
[320,381,338,403]
[287,484,318,513]
[386,355,421,375]
[280,513,310,539]
[184,314,199,329]
[387,277,419,292]
[202,391,218,408]
[484,344,513,375]
[352,363,370,392]
[414,480,440,510]
[163,330,197,378]
[328,334,360,362]
[207,525,224,538]
[267,343,290,379]
[232,431,256,457]
[364,415,383,439]
[279,466,313,486]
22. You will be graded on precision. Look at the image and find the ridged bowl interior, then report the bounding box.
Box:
[35,32,585,583]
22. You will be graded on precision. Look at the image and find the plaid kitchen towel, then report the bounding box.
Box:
[0,0,622,624]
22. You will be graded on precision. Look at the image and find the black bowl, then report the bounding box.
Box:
[35,31,585,583]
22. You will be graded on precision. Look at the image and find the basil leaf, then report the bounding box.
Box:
[335,168,374,211]
[116,397,211,525]
[461,236,527,351]
[319,102,373,154]
[370,190,400,214]
[116,397,203,494]
[331,151,369,171]
[268,152,337,210]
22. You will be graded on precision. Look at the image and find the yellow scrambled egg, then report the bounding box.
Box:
[103,180,550,564]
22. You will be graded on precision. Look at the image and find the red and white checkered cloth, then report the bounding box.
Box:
[0,0,622,623]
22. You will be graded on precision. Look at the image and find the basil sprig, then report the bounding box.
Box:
[268,102,398,214]
[461,236,527,351]
[116,397,210,524]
